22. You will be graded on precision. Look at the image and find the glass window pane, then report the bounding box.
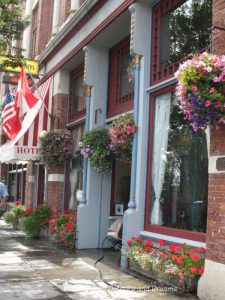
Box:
[73,74,85,112]
[150,93,208,233]
[160,0,212,68]
[114,161,131,213]
[120,52,134,97]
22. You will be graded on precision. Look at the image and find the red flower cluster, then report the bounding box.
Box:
[48,211,77,248]
[21,207,33,215]
[13,200,21,207]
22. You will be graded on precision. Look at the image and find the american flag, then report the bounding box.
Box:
[2,85,19,140]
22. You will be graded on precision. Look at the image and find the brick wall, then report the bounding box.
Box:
[51,94,68,129]
[24,162,35,208]
[47,166,64,212]
[47,93,68,212]
[36,0,54,56]
[60,0,71,26]
[205,0,225,264]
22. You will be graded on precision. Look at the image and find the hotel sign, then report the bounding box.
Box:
[0,55,39,76]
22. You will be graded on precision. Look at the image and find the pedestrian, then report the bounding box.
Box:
[0,181,9,213]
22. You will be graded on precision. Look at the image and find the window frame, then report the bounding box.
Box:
[144,84,206,242]
[69,64,86,124]
[107,36,134,118]
[30,5,38,59]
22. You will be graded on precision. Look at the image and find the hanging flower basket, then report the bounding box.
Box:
[79,127,114,173]
[39,129,73,166]
[127,236,205,292]
[175,52,225,131]
[108,114,137,162]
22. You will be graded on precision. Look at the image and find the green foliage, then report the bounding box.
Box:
[39,130,73,166]
[11,204,24,218]
[0,0,30,69]
[19,215,40,238]
[80,127,114,173]
[3,211,19,229]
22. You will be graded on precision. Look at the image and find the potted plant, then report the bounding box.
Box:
[175,52,225,131]
[19,204,51,238]
[127,236,205,292]
[79,127,114,173]
[108,114,137,162]
[39,129,73,166]
[3,201,24,229]
[48,212,76,248]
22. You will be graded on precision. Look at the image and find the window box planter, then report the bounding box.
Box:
[127,237,205,292]
[129,258,199,292]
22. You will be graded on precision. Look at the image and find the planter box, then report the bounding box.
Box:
[129,259,199,292]
[129,260,158,280]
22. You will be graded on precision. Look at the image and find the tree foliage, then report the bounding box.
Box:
[0,0,30,69]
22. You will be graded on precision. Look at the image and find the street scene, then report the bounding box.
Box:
[0,0,225,299]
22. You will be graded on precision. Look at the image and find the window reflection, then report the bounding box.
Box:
[160,0,212,68]
[150,93,208,232]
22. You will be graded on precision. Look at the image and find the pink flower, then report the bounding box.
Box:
[198,247,205,253]
[214,102,220,108]
[127,240,132,247]
[205,100,211,107]
[198,266,204,275]
[191,254,200,261]
[191,86,198,92]
[209,87,215,93]
[190,266,198,273]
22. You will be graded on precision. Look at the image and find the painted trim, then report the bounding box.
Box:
[36,0,136,87]
[67,117,86,128]
[48,174,65,182]
[209,156,225,174]
[146,77,177,94]
[140,231,206,248]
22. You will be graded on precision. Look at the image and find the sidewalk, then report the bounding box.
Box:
[0,219,195,300]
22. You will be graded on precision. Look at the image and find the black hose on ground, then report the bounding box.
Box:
[94,236,157,291]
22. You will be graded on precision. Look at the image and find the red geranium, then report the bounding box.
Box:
[158,239,166,247]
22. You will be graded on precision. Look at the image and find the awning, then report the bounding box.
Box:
[0,78,52,163]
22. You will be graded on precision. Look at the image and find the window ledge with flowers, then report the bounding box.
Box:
[127,237,205,292]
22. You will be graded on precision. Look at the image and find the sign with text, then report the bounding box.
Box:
[0,56,39,76]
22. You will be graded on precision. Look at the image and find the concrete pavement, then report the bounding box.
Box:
[0,219,196,300]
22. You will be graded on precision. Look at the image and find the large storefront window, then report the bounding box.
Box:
[146,92,208,239]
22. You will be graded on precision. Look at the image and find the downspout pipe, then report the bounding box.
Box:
[80,85,92,206]
[128,54,141,211]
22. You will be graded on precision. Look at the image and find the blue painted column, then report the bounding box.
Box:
[128,54,141,211]
[80,85,92,206]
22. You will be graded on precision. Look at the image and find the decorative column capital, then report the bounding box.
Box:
[134,54,142,68]
[83,85,92,96]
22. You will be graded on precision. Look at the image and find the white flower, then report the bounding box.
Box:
[39,130,47,138]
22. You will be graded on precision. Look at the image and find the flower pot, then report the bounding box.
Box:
[27,228,40,239]
[129,259,199,292]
